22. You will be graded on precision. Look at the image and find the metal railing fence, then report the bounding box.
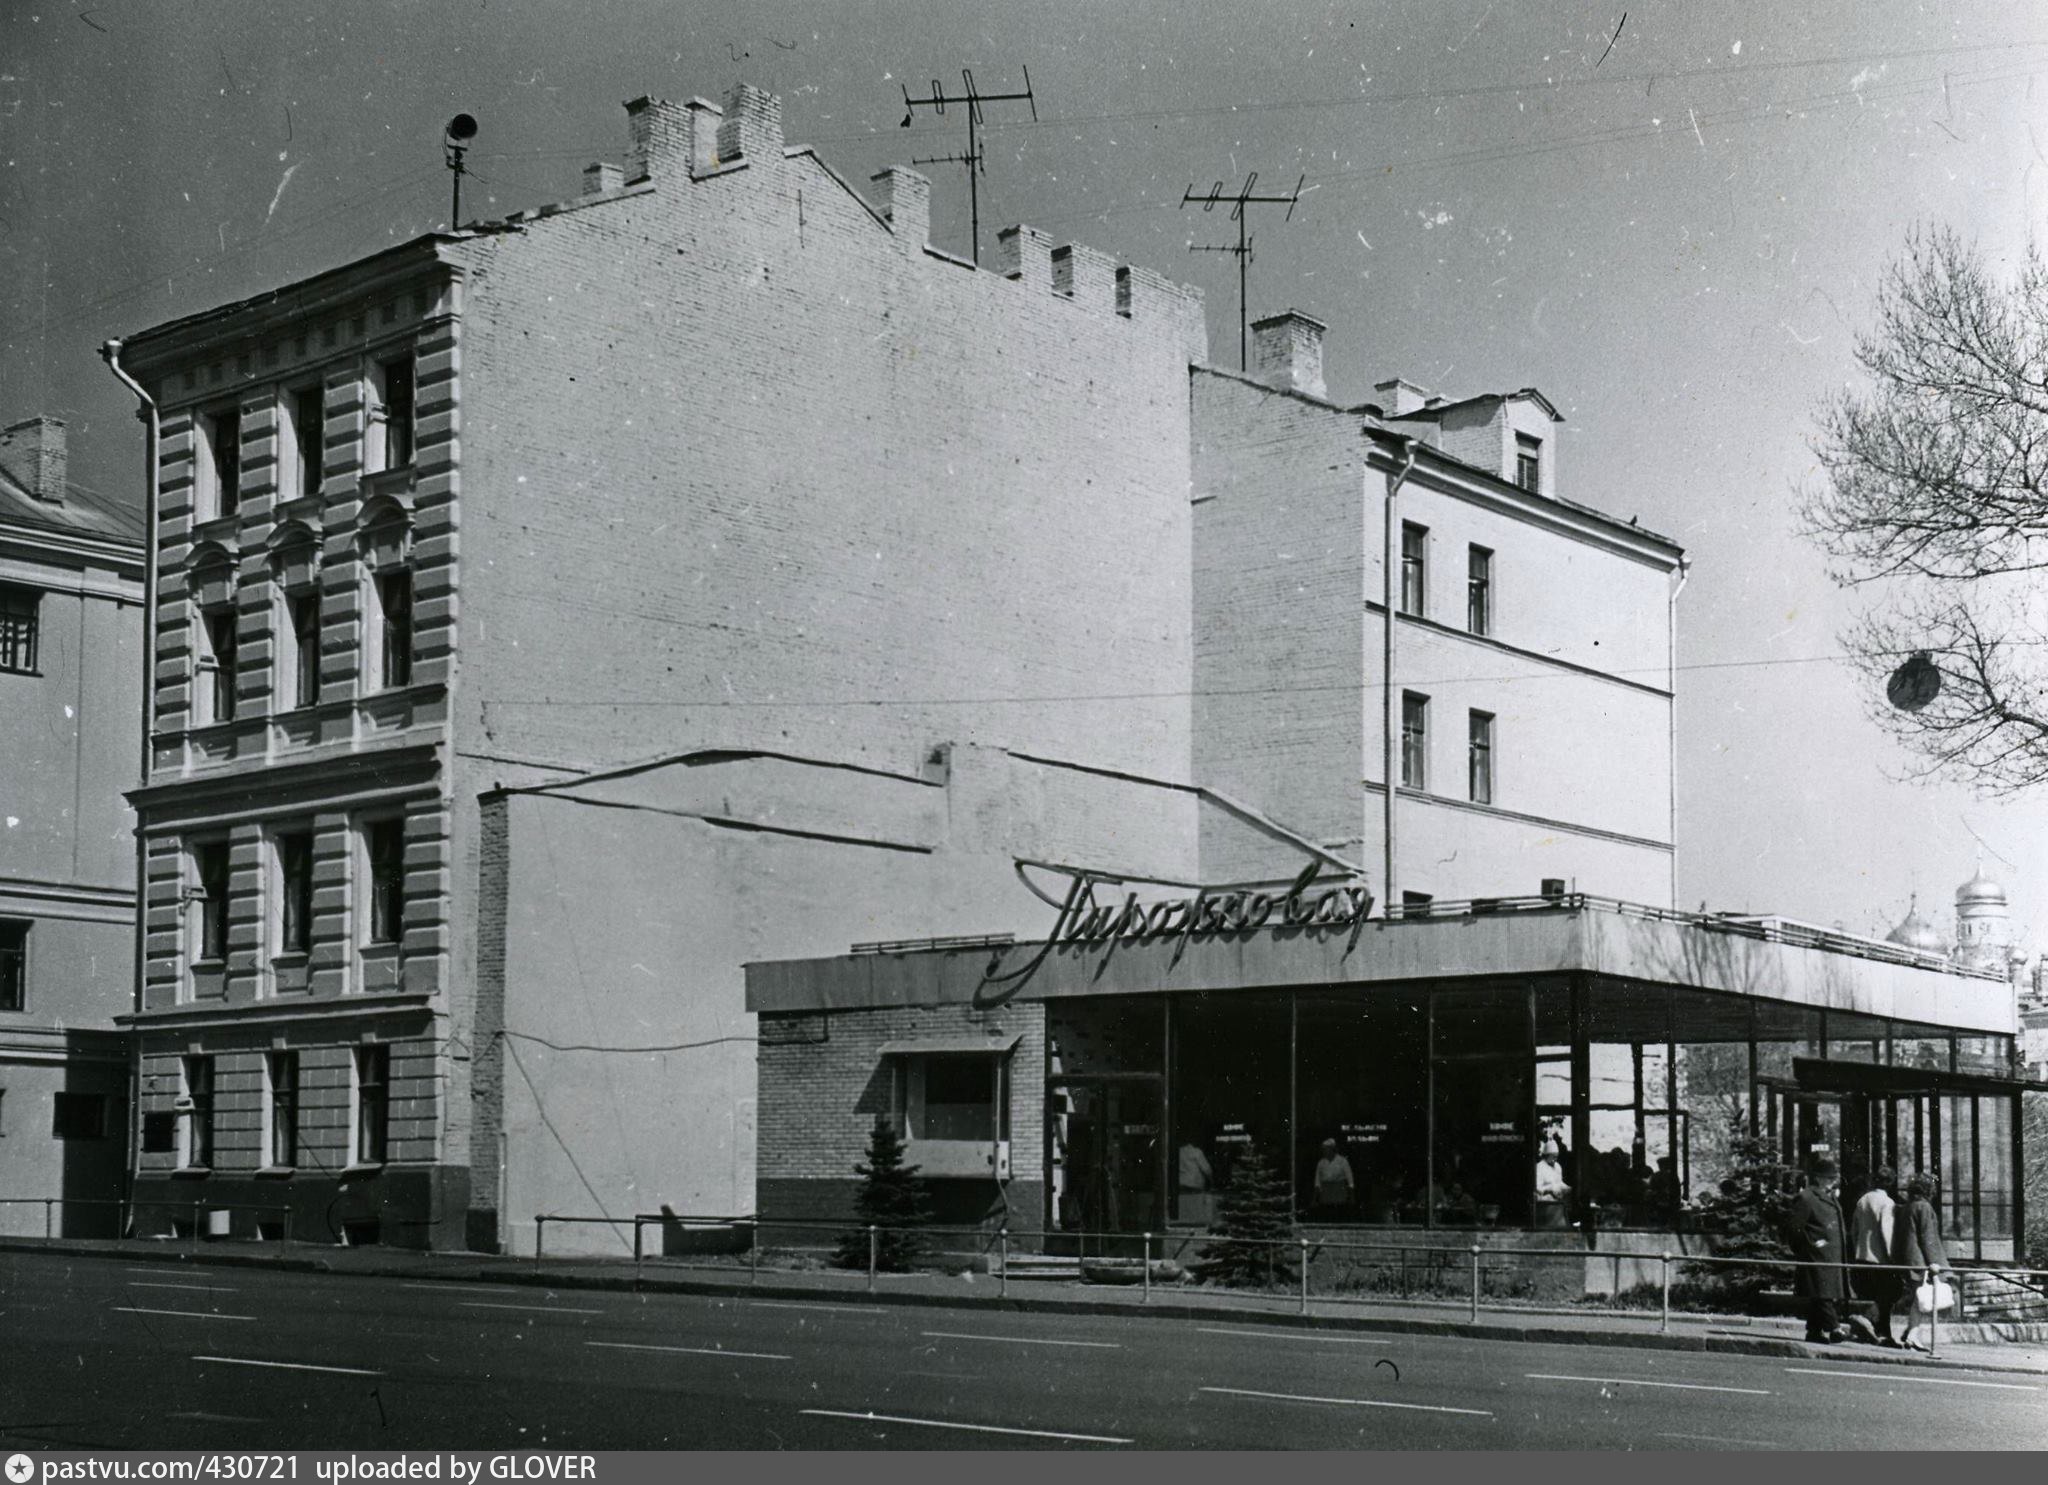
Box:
[528,1209,2048,1360]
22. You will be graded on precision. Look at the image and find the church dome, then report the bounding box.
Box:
[1957,867,2008,908]
[1886,898,1949,954]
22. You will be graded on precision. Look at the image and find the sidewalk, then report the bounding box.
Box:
[7,1233,2044,1379]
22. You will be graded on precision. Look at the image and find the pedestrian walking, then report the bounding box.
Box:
[1892,1172,1952,1354]
[1310,1138,1355,1220]
[1848,1165,1900,1346]
[1784,1157,1852,1344]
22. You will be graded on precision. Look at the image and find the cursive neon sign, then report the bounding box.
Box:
[977,860,1375,1005]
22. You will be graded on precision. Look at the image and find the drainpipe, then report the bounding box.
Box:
[1381,435,1419,912]
[100,338,159,1221]
[1667,557,1690,908]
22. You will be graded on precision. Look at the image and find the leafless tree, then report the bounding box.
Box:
[1804,225,2048,793]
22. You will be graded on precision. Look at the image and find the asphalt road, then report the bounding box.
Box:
[2,1249,2044,1451]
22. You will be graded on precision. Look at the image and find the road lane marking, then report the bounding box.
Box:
[129,1282,236,1293]
[1200,1385,1492,1418]
[1785,1367,2039,1392]
[193,1356,383,1376]
[1525,1373,1770,1396]
[921,1330,1120,1350]
[752,1300,882,1316]
[801,1408,1132,1445]
[456,1301,603,1316]
[1657,1432,1784,1448]
[112,1307,256,1321]
[126,1267,206,1277]
[399,1282,530,1294]
[587,1340,789,1362]
[1197,1326,1402,1345]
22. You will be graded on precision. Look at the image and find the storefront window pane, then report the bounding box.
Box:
[1584,983,1672,1227]
[1890,1023,1954,1072]
[1754,1002,1821,1083]
[1943,1094,1976,1246]
[1172,992,1290,1226]
[1296,990,1425,1223]
[1980,1094,2014,1259]
[1670,988,1753,1209]
[1827,1010,1887,1064]
[1432,985,1532,1227]
[1957,1036,2010,1076]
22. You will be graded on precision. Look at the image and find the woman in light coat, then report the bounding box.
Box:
[1891,1172,1951,1353]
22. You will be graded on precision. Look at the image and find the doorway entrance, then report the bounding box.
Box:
[1768,1060,2022,1262]
[1046,1075,1163,1249]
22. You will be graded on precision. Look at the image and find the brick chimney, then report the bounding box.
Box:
[1374,378,1433,416]
[869,167,930,251]
[0,416,66,504]
[1251,310,1327,399]
[582,161,625,195]
[624,97,689,181]
[715,83,783,166]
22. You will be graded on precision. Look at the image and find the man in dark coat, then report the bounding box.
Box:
[1784,1158,1852,1343]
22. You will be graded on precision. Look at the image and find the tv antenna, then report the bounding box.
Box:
[444,113,479,226]
[899,66,1037,266]
[1181,172,1305,371]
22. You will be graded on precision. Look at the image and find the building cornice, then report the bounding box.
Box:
[0,521,146,586]
[119,991,436,1035]
[1366,433,1682,566]
[129,739,443,818]
[119,238,459,377]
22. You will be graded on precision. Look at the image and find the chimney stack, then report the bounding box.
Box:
[0,416,66,504]
[1251,310,1327,399]
[715,83,783,166]
[869,167,930,252]
[1373,378,1434,416]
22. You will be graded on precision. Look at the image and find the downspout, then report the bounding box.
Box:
[1667,556,1690,908]
[1381,434,1419,912]
[100,338,158,1232]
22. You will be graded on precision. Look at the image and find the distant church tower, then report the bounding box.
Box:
[1953,865,2012,976]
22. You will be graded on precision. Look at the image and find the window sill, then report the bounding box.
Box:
[340,1162,386,1177]
[170,1166,212,1179]
[0,667,42,679]
[269,953,311,968]
[254,1166,295,1179]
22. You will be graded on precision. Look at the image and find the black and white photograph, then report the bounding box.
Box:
[2,0,2047,1456]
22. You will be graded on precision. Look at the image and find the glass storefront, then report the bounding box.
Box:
[1044,982,2023,1255]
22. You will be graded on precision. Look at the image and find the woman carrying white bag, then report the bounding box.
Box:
[1891,1171,1952,1354]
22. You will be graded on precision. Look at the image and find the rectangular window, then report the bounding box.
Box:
[1515,433,1541,492]
[0,585,41,674]
[1467,545,1493,636]
[193,841,231,964]
[202,606,238,723]
[276,829,314,957]
[1468,709,1495,805]
[913,1056,1003,1141]
[1400,692,1429,791]
[376,570,414,689]
[266,1051,298,1168]
[289,592,321,709]
[365,818,405,946]
[52,1092,108,1140]
[207,409,241,518]
[353,1044,390,1166]
[1399,523,1427,617]
[372,356,416,472]
[291,385,324,499]
[0,920,26,1012]
[182,1055,214,1169]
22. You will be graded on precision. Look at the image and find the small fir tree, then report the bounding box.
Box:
[835,1117,933,1271]
[1689,1125,1799,1305]
[1197,1142,1297,1289]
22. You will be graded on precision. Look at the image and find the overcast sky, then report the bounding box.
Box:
[6,0,2046,947]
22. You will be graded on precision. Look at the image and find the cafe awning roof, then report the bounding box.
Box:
[876,1034,1023,1057]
